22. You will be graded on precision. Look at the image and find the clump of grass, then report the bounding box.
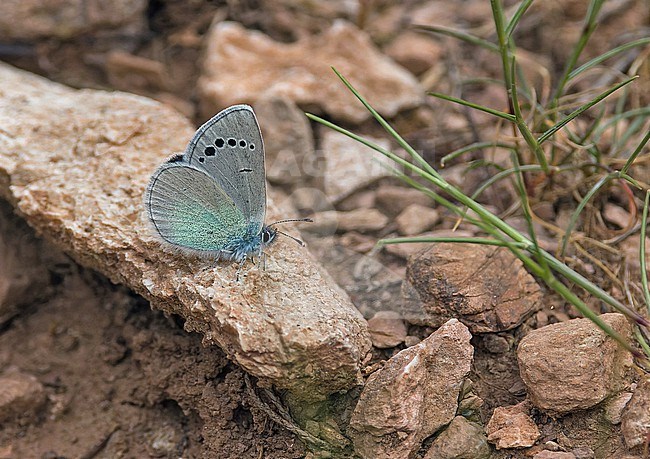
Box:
[308,0,650,364]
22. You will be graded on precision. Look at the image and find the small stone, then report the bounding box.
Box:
[517,313,632,413]
[602,203,632,229]
[395,204,440,236]
[402,243,542,333]
[375,185,435,217]
[321,131,393,202]
[534,452,576,459]
[349,319,473,459]
[0,0,146,40]
[603,391,632,425]
[571,447,595,459]
[199,21,423,123]
[367,311,407,349]
[336,189,376,212]
[254,96,315,187]
[0,369,47,425]
[481,334,510,354]
[404,335,421,347]
[105,51,167,93]
[424,416,491,459]
[486,401,540,449]
[339,232,377,254]
[384,31,444,75]
[337,208,389,233]
[621,376,650,448]
[517,313,634,414]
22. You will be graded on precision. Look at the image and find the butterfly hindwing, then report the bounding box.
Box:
[184,105,266,235]
[145,161,249,254]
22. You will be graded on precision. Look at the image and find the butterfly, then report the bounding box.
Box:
[144,104,310,269]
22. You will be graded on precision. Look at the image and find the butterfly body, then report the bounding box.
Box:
[144,105,279,263]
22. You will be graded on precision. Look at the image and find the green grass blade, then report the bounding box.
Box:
[505,0,534,37]
[329,68,441,179]
[428,92,516,122]
[560,172,617,256]
[620,129,650,176]
[538,76,639,144]
[641,191,650,315]
[378,236,528,248]
[510,151,550,274]
[441,141,515,167]
[550,0,606,107]
[414,24,499,52]
[509,56,550,172]
[568,38,650,80]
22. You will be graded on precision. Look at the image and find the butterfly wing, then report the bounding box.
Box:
[144,160,249,254]
[184,105,266,235]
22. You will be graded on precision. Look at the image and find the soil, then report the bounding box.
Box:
[1,1,649,458]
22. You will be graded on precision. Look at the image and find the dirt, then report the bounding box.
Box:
[1,0,648,458]
[0,211,303,458]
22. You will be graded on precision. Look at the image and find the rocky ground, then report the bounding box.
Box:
[0,1,649,458]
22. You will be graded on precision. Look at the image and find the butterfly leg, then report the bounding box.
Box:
[235,256,248,282]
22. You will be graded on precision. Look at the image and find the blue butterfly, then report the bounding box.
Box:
[144,105,310,268]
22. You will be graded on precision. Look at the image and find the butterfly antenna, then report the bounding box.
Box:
[276,230,306,247]
[269,217,313,227]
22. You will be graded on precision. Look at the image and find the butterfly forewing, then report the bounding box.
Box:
[184,105,266,235]
[145,162,249,253]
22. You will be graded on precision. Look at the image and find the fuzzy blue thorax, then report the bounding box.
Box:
[220,223,277,262]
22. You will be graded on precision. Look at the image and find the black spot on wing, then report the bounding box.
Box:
[239,168,253,173]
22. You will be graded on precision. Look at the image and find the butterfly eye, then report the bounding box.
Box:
[262,230,272,244]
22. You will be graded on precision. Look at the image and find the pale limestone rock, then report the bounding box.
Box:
[0,368,46,425]
[621,376,650,448]
[486,401,540,449]
[367,310,407,349]
[0,0,145,40]
[321,131,393,203]
[253,96,315,187]
[349,319,473,459]
[403,243,542,332]
[384,31,444,76]
[199,21,423,123]
[603,391,633,425]
[395,203,440,236]
[375,185,435,217]
[423,416,491,459]
[0,63,371,401]
[337,208,390,233]
[517,313,634,414]
[533,451,577,459]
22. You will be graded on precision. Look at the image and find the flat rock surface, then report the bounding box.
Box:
[402,243,542,332]
[517,313,634,414]
[0,63,371,400]
[199,21,423,123]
